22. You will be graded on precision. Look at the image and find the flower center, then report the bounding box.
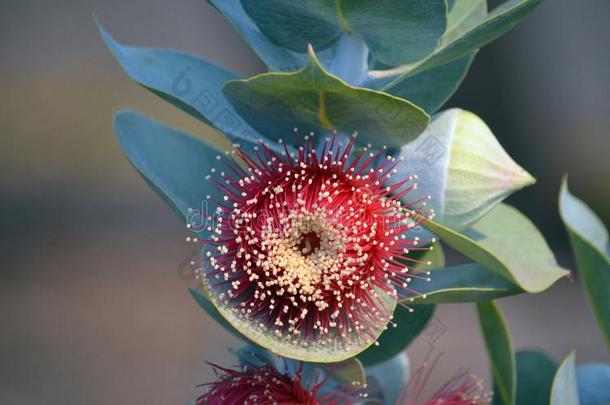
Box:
[260,208,352,311]
[298,232,321,256]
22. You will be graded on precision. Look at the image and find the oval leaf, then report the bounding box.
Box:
[560,178,610,352]
[99,23,261,148]
[396,109,535,231]
[477,301,515,405]
[113,110,222,227]
[111,110,232,326]
[223,47,429,148]
[551,352,581,405]
[340,0,446,66]
[373,0,542,85]
[370,1,485,111]
[240,0,446,66]
[424,203,568,293]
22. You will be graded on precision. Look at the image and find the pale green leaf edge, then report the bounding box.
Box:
[423,204,568,293]
[559,177,610,351]
[199,277,398,363]
[559,177,610,261]
[551,351,581,405]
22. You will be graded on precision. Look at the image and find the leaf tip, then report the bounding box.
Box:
[112,109,138,135]
[95,18,114,45]
[306,44,323,67]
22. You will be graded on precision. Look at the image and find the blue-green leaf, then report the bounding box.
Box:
[205,0,306,71]
[428,0,542,69]
[368,1,485,109]
[408,263,521,304]
[515,349,557,405]
[223,46,429,148]
[397,109,534,231]
[113,110,221,230]
[99,23,261,148]
[551,352,581,405]
[424,203,568,293]
[576,363,610,405]
[113,111,239,341]
[239,0,447,66]
[381,52,476,113]
[478,301,516,405]
[357,305,435,367]
[240,0,340,54]
[365,354,410,404]
[374,0,542,86]
[340,0,446,66]
[234,343,367,390]
[560,178,610,352]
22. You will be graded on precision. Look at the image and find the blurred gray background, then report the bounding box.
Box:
[1,0,609,403]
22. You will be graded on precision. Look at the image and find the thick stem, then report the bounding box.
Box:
[328,34,369,86]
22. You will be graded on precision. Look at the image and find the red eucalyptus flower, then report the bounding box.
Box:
[195,135,433,361]
[400,362,491,405]
[417,372,490,405]
[196,361,489,405]
[196,361,359,405]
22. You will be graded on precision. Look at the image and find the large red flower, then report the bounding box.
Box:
[196,135,433,361]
